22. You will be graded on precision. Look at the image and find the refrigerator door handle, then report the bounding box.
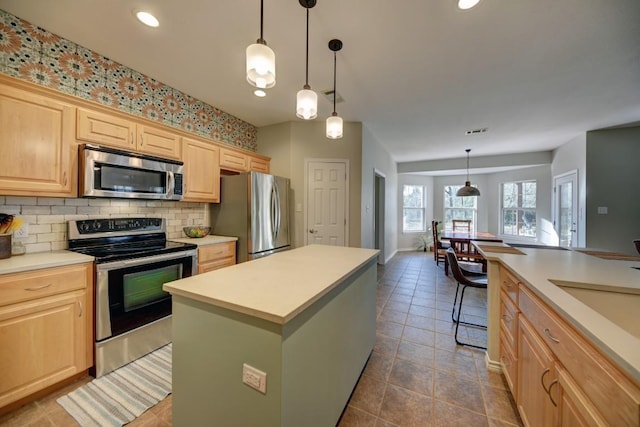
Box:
[271,184,278,241]
[273,182,281,240]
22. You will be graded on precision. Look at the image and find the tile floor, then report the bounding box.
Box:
[0,251,521,427]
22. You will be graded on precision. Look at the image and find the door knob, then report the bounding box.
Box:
[309,229,317,234]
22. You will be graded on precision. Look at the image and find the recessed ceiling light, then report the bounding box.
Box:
[458,0,481,10]
[134,11,159,28]
[254,89,266,98]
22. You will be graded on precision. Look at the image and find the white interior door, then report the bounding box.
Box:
[306,160,348,246]
[554,171,578,247]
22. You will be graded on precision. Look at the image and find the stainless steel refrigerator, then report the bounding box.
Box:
[210,171,290,262]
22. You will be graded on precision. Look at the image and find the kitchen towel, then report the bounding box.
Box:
[57,343,172,427]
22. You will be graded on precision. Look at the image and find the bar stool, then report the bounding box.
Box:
[446,248,488,349]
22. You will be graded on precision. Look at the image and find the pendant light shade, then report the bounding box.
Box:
[246,0,275,89]
[326,38,343,139]
[296,0,317,120]
[326,114,343,139]
[296,86,318,120]
[456,149,481,197]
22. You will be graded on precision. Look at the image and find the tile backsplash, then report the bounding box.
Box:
[0,196,206,254]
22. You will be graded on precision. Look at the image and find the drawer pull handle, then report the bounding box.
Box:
[544,328,560,343]
[78,300,83,317]
[24,283,52,291]
[541,368,551,392]
[547,379,558,407]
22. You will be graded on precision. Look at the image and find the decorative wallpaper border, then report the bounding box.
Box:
[0,9,257,150]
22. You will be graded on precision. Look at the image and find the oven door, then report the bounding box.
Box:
[95,250,196,341]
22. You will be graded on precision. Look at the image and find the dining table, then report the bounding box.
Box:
[440,231,503,275]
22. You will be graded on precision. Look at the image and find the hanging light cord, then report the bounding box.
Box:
[304,7,310,88]
[332,51,337,114]
[466,149,470,181]
[258,0,265,43]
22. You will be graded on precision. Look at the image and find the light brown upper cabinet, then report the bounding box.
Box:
[77,108,181,160]
[182,138,220,203]
[248,155,270,174]
[219,146,270,174]
[0,79,76,197]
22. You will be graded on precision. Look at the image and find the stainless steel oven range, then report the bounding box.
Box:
[67,218,197,377]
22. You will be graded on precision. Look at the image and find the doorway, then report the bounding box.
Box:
[374,170,386,264]
[553,170,578,248]
[304,159,349,246]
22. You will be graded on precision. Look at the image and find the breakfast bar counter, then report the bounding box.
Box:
[164,244,379,427]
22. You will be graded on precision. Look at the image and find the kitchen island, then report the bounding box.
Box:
[163,244,379,427]
[474,242,640,426]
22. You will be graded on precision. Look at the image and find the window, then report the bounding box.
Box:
[402,185,426,232]
[501,180,537,237]
[443,185,477,231]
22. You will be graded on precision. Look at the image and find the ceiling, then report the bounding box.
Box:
[1,0,639,166]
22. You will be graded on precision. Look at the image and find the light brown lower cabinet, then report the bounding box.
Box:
[197,241,236,274]
[0,263,93,409]
[500,266,640,426]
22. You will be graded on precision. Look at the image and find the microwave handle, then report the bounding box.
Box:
[167,171,175,197]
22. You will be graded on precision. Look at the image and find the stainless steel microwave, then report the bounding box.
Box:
[79,144,184,200]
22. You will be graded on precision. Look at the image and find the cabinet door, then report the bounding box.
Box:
[517,316,556,427]
[248,156,270,173]
[556,367,607,427]
[77,107,136,149]
[219,147,248,172]
[0,290,88,408]
[0,84,75,197]
[137,124,181,160]
[182,138,220,203]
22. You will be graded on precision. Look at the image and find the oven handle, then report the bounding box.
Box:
[96,249,198,271]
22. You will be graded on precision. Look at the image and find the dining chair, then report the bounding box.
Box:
[432,220,449,267]
[446,247,488,349]
[452,219,472,233]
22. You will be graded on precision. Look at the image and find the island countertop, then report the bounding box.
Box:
[164,244,379,325]
[474,243,640,383]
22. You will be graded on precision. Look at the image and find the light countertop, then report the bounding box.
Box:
[169,235,238,246]
[164,244,379,325]
[0,250,94,275]
[475,243,640,383]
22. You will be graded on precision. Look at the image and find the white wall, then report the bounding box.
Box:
[552,134,587,247]
[397,174,434,251]
[361,126,398,263]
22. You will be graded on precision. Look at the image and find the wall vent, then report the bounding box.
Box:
[322,89,344,103]
[465,128,488,135]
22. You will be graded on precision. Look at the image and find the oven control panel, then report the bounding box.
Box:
[72,218,164,234]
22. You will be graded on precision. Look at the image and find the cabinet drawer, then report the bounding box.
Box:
[519,284,640,427]
[500,290,518,351]
[500,329,517,395]
[199,242,236,264]
[198,257,236,274]
[500,267,519,305]
[0,263,90,307]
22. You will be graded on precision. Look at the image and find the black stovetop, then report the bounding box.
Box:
[67,218,197,264]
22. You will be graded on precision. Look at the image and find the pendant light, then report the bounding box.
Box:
[326,39,343,139]
[246,0,275,90]
[296,0,318,120]
[456,149,481,197]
